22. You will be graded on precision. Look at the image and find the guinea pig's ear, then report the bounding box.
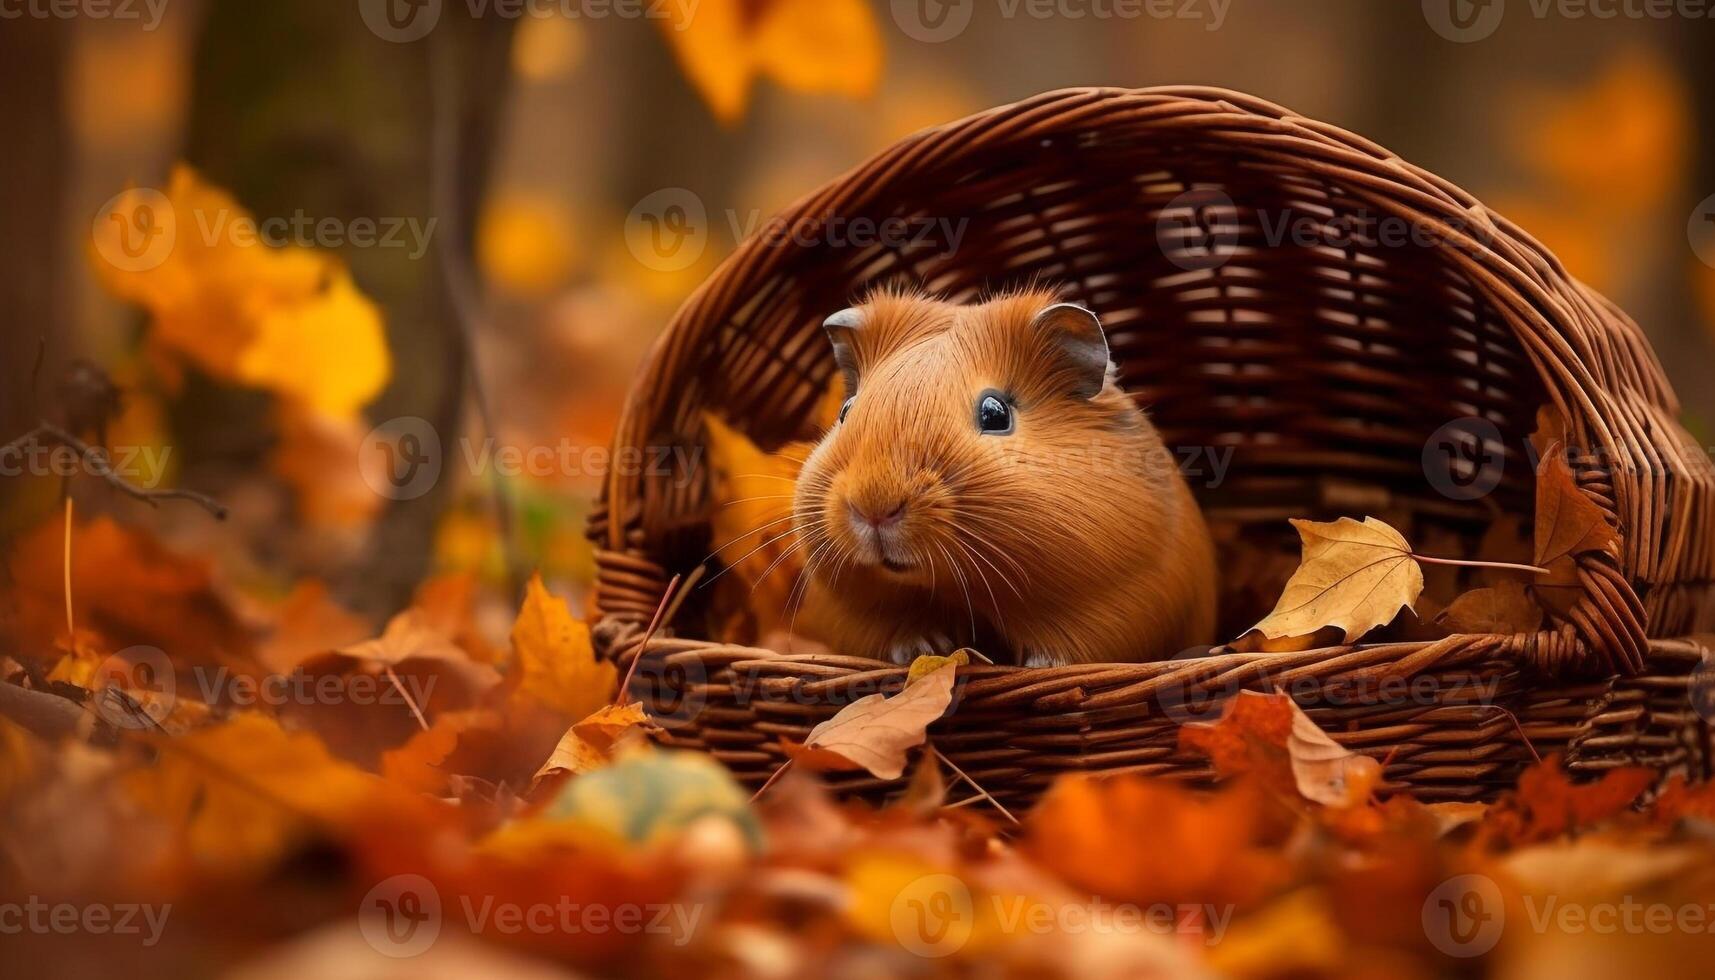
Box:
[823,307,863,394]
[1031,303,1110,399]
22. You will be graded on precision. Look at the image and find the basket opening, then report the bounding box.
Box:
[637,124,1555,648]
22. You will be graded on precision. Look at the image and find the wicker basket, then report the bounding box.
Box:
[589,86,1715,805]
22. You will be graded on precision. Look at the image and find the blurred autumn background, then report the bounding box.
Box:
[7,2,1715,978]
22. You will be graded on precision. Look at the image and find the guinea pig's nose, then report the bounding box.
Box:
[849,498,906,530]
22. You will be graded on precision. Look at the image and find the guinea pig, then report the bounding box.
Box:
[790,286,1217,667]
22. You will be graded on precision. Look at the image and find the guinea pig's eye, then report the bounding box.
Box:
[975,392,1014,435]
[838,396,855,424]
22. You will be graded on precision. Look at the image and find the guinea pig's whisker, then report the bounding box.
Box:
[699,518,822,589]
[786,536,839,639]
[931,539,978,646]
[752,531,821,595]
[718,494,799,508]
[952,523,1029,599]
[947,533,1007,640]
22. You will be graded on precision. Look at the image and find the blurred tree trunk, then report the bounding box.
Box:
[178,1,516,615]
[0,19,68,535]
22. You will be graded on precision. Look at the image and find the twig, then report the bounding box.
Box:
[617,573,683,705]
[931,746,1019,825]
[4,422,227,518]
[385,665,430,731]
[62,496,74,638]
[750,758,793,802]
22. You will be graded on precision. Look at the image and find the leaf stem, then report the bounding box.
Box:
[1410,553,1550,576]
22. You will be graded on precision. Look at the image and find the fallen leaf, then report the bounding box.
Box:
[1437,580,1544,634]
[1246,517,1424,646]
[123,712,421,872]
[509,573,614,720]
[381,709,502,796]
[1025,774,1293,908]
[1179,691,1382,809]
[1479,755,1654,846]
[795,659,959,780]
[905,649,969,685]
[532,702,654,788]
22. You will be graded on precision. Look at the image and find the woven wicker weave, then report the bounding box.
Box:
[588,86,1715,804]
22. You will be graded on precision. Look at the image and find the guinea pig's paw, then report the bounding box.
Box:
[884,633,949,665]
[1019,648,1066,669]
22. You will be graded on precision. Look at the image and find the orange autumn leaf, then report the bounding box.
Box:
[1179,691,1382,809]
[1478,755,1654,846]
[1026,774,1293,909]
[532,702,655,790]
[124,713,420,872]
[2,513,251,668]
[509,573,614,720]
[657,0,882,123]
[382,709,503,796]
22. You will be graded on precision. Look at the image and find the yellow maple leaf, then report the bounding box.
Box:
[657,0,882,123]
[1246,517,1424,646]
[90,164,390,421]
[509,573,615,719]
[237,269,390,418]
